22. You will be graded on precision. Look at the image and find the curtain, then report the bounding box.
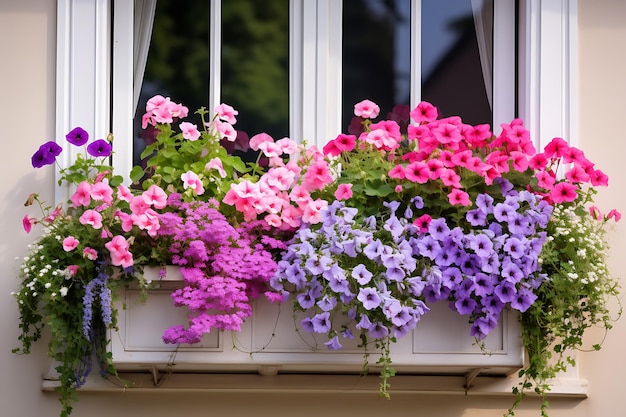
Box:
[471,0,493,109]
[133,0,157,115]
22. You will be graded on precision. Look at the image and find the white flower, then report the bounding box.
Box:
[44,282,52,289]
[59,287,68,297]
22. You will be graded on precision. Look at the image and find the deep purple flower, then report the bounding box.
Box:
[87,139,112,157]
[66,126,89,146]
[31,141,62,168]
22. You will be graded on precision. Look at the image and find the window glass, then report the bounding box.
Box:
[132,0,210,167]
[342,0,412,132]
[421,0,492,126]
[221,0,290,141]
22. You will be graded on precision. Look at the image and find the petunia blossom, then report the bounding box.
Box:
[62,236,80,252]
[181,171,205,196]
[87,139,112,157]
[179,122,201,141]
[65,126,89,146]
[334,183,353,200]
[354,99,380,119]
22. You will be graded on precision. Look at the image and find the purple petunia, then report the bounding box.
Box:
[87,139,113,157]
[66,126,89,146]
[31,140,62,168]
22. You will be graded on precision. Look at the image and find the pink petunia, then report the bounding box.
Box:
[549,181,578,203]
[117,184,133,202]
[142,184,167,209]
[66,265,79,277]
[354,99,380,119]
[589,205,602,220]
[607,209,622,222]
[214,120,237,142]
[334,184,353,200]
[181,171,205,196]
[448,189,472,206]
[543,137,570,159]
[414,214,432,233]
[303,160,333,191]
[22,215,34,233]
[62,236,79,252]
[83,247,98,260]
[249,132,273,151]
[130,195,150,215]
[564,165,590,183]
[180,121,201,141]
[404,161,430,184]
[205,157,227,178]
[276,137,298,155]
[214,103,238,124]
[91,182,114,205]
[70,181,92,207]
[410,101,438,124]
[79,209,103,229]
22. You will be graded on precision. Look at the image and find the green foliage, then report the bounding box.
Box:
[506,188,621,417]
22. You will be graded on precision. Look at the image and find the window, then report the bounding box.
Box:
[125,0,515,170]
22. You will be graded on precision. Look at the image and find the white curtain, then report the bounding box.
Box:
[133,0,158,115]
[471,0,493,109]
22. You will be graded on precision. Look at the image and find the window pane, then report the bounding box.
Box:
[221,0,290,141]
[342,0,412,132]
[132,0,210,167]
[421,0,492,126]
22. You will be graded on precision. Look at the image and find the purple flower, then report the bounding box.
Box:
[466,208,487,226]
[411,195,424,209]
[468,233,494,258]
[503,237,525,259]
[301,317,315,332]
[324,335,342,350]
[311,312,331,333]
[31,141,62,168]
[428,218,450,240]
[454,296,477,315]
[470,315,498,339]
[494,281,517,303]
[357,287,381,310]
[510,287,538,312]
[297,291,316,309]
[317,295,337,312]
[66,126,89,146]
[352,263,373,285]
[87,139,112,157]
[368,322,389,339]
[356,314,373,330]
[493,202,516,223]
[475,193,494,212]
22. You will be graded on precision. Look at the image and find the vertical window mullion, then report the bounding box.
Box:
[209,0,221,114]
[411,0,422,109]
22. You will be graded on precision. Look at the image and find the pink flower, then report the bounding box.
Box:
[394,185,403,192]
[276,137,298,155]
[70,181,92,207]
[404,161,429,184]
[388,165,406,180]
[205,157,227,178]
[142,184,167,209]
[410,101,438,123]
[303,160,333,191]
[536,170,556,190]
[181,171,205,195]
[214,120,237,142]
[334,184,353,200]
[448,189,471,206]
[565,165,590,183]
[79,209,103,229]
[117,184,133,202]
[249,132,273,151]
[130,195,150,215]
[22,215,34,233]
[257,140,283,158]
[91,182,113,205]
[543,137,570,159]
[264,213,282,228]
[301,198,328,224]
[354,99,380,119]
[215,103,238,124]
[66,265,79,277]
[607,209,622,222]
[549,181,577,203]
[590,169,609,187]
[83,247,98,260]
[62,236,79,252]
[414,214,432,233]
[264,166,296,191]
[180,121,201,141]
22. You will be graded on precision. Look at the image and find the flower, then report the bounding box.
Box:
[15,96,621,417]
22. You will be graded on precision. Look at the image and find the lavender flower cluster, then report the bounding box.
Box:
[272,199,431,351]
[272,179,553,348]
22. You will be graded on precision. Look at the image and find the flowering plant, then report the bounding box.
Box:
[14,95,620,417]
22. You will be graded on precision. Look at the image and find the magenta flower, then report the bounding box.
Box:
[549,181,577,203]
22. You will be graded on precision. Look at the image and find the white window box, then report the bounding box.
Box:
[108,267,523,377]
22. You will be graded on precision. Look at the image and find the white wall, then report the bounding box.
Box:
[0,0,624,416]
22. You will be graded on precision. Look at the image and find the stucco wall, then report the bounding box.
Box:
[0,1,624,416]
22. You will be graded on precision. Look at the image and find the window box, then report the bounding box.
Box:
[109,267,523,376]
